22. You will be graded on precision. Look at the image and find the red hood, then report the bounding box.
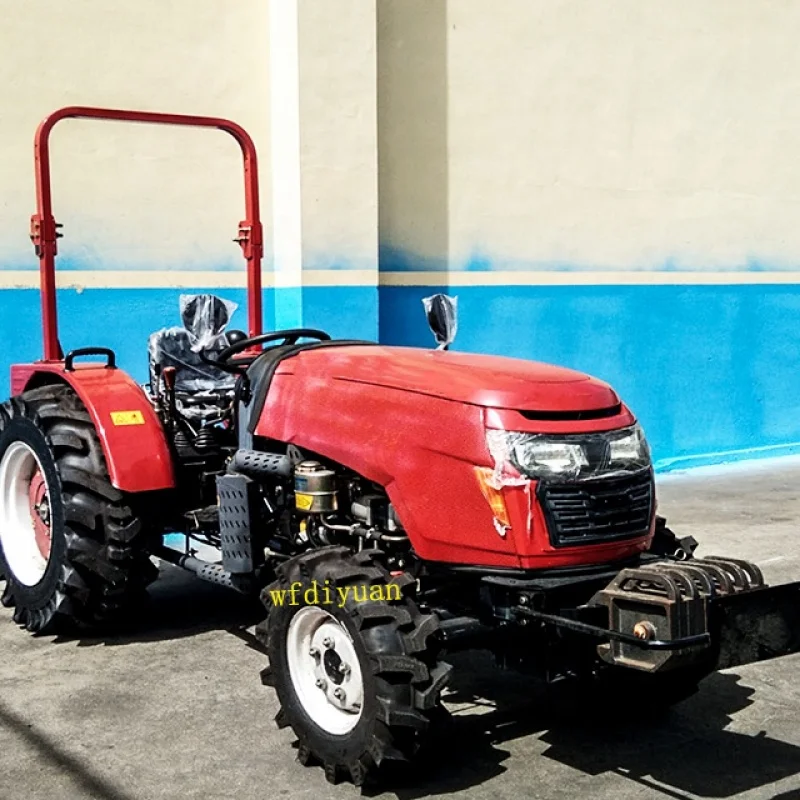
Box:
[280,346,619,411]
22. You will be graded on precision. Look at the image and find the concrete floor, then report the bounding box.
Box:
[1,459,800,800]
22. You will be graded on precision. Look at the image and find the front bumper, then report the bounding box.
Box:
[512,556,800,673]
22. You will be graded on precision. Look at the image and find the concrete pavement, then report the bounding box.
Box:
[1,458,799,800]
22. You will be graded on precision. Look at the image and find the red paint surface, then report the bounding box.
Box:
[269,346,622,411]
[11,363,174,493]
[255,346,651,568]
[10,346,651,567]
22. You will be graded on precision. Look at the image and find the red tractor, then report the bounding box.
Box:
[1,107,798,786]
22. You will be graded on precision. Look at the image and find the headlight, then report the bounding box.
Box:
[486,424,651,483]
[512,439,588,478]
[608,425,649,465]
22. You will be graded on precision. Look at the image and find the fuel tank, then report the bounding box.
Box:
[253,345,651,570]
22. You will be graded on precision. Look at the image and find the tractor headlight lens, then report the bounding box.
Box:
[512,439,589,478]
[607,425,649,465]
[486,424,651,483]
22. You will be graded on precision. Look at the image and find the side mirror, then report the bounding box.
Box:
[422,294,458,350]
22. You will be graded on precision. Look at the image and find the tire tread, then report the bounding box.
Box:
[0,385,155,632]
[261,546,450,786]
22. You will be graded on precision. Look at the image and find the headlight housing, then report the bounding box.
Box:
[486,424,651,483]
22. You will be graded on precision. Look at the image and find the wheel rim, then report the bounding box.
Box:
[286,606,365,735]
[29,470,52,562]
[0,441,52,586]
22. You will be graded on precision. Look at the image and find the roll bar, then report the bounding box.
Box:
[31,106,264,360]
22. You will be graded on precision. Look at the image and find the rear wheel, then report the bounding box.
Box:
[0,441,53,589]
[0,385,157,633]
[258,546,451,786]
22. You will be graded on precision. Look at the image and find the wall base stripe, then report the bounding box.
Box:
[0,269,378,290]
[3,269,800,290]
[379,270,800,287]
[654,441,800,473]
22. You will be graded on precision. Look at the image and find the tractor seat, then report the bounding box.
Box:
[147,327,235,395]
[147,293,242,422]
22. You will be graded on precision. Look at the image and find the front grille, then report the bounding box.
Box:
[537,469,654,547]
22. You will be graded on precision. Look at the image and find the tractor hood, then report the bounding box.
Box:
[286,345,620,412]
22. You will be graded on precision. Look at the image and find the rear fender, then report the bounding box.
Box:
[10,363,175,492]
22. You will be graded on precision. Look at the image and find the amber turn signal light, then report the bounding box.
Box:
[474,467,512,530]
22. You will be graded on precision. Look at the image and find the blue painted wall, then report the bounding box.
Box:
[0,284,377,397]
[3,279,800,472]
[379,283,800,471]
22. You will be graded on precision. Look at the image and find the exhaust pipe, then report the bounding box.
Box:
[154,546,235,590]
[228,449,293,478]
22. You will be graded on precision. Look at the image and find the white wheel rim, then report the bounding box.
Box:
[0,441,51,586]
[286,606,365,735]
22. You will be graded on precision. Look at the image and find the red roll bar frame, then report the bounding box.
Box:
[30,106,264,361]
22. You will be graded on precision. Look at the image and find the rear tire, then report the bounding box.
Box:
[258,546,451,786]
[0,385,157,633]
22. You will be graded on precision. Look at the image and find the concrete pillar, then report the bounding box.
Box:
[269,0,379,339]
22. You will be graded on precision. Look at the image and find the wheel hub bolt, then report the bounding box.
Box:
[333,688,344,700]
[315,678,328,690]
[341,663,351,676]
[309,647,320,658]
[322,637,333,649]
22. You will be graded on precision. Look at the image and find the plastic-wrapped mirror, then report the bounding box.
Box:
[422,294,458,350]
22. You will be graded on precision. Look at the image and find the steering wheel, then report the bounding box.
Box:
[202,329,331,374]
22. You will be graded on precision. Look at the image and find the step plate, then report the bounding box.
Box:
[216,473,259,575]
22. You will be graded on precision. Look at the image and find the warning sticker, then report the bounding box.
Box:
[110,410,145,426]
[295,493,314,511]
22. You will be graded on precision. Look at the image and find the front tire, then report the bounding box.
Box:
[258,547,451,786]
[0,386,157,633]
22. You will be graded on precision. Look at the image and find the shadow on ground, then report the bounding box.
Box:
[0,700,137,800]
[368,651,800,800]
[50,565,265,651]
[8,568,798,799]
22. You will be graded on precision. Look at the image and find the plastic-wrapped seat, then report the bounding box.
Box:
[148,294,240,422]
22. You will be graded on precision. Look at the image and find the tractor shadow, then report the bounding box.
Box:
[52,564,265,650]
[372,650,800,800]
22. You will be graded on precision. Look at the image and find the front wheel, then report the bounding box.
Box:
[258,547,451,786]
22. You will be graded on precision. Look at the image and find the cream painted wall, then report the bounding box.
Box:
[298,0,378,273]
[377,0,448,269]
[0,0,270,272]
[378,0,800,271]
[6,1,798,277]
